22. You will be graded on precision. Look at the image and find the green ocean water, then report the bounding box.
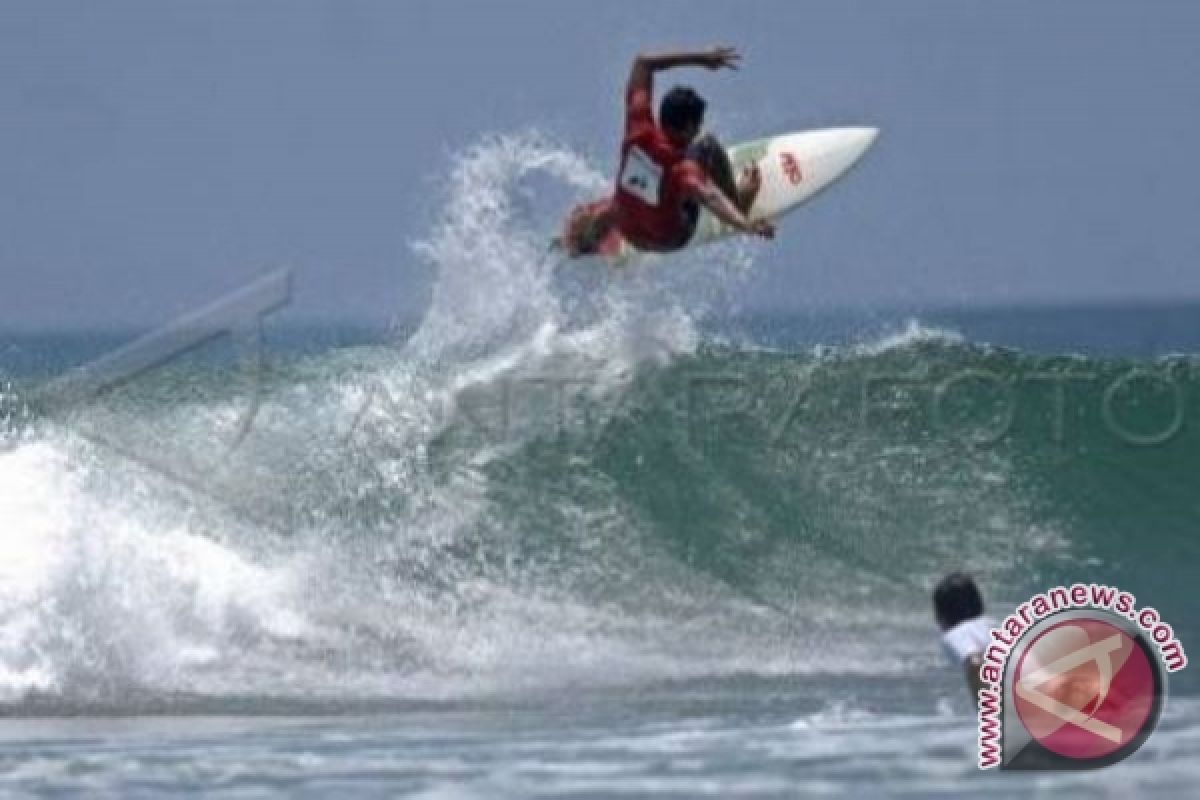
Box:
[1,318,1198,797]
[2,319,1196,702]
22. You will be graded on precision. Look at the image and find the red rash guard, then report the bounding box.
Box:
[612,84,707,251]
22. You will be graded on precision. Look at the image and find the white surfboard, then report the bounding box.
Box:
[693,126,878,244]
[565,127,878,263]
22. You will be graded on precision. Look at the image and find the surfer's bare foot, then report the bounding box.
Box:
[736,164,762,213]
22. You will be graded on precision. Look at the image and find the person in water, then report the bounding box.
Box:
[933,571,995,704]
[562,46,775,257]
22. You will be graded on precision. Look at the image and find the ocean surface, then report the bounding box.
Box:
[2,135,1198,797]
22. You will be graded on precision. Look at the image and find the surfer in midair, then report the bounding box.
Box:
[562,46,775,257]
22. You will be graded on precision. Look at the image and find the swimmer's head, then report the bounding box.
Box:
[933,572,985,631]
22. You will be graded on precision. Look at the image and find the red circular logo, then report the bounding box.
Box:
[1013,616,1157,761]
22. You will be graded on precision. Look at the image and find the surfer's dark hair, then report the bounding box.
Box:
[933,572,985,630]
[659,86,706,132]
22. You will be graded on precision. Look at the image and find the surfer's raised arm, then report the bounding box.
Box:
[626,46,741,105]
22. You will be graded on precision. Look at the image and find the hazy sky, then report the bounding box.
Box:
[3,1,1199,329]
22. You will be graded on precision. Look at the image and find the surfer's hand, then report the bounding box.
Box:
[749,219,775,239]
[700,46,741,71]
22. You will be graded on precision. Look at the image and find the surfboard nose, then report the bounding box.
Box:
[790,127,879,195]
[843,127,879,159]
[824,127,878,170]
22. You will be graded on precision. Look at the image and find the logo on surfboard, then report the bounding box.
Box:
[780,151,802,185]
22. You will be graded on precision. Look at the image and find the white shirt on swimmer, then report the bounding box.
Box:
[941,616,995,666]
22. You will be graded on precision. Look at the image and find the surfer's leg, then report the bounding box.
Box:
[687,133,762,214]
[687,133,738,204]
[735,163,762,214]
